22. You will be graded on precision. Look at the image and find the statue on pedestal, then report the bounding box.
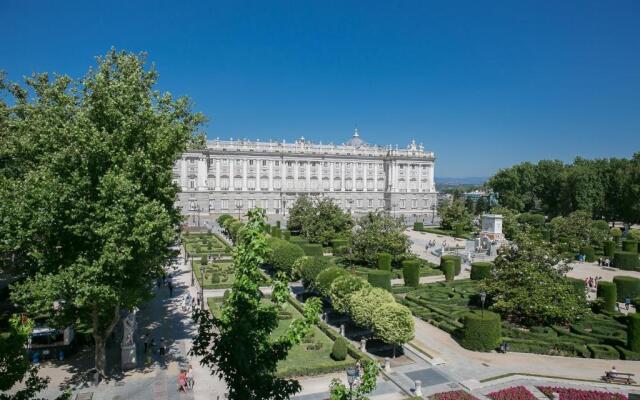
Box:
[121,308,138,370]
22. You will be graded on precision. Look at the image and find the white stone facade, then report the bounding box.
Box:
[174,130,437,225]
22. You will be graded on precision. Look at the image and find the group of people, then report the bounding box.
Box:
[181,292,197,312]
[598,257,612,267]
[178,365,195,392]
[157,272,174,297]
[143,333,167,357]
[584,276,602,291]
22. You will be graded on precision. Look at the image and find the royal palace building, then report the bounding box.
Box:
[174,130,437,225]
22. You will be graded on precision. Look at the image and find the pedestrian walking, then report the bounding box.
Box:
[187,364,194,389]
[143,333,150,354]
[625,297,631,311]
[159,337,166,356]
[168,281,173,297]
[150,337,156,354]
[178,370,188,392]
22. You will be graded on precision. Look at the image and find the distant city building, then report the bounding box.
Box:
[464,189,488,201]
[173,130,437,225]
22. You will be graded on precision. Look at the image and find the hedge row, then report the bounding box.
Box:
[413,222,424,231]
[604,241,617,258]
[622,240,638,253]
[613,251,640,271]
[470,262,492,281]
[597,282,617,312]
[367,270,392,291]
[440,255,462,276]
[613,276,640,302]
[579,245,596,262]
[301,243,324,257]
[377,252,392,271]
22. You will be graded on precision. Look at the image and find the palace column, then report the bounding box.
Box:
[242,159,248,191]
[373,163,378,192]
[215,158,221,191]
[363,162,368,192]
[317,161,323,191]
[229,160,235,190]
[198,157,207,190]
[429,163,435,192]
[341,162,346,192]
[329,162,335,191]
[417,163,422,193]
[268,160,274,191]
[180,158,187,191]
[306,162,311,191]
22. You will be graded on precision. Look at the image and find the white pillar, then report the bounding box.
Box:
[363,162,368,192]
[198,157,207,190]
[242,159,248,191]
[393,161,399,192]
[329,162,335,191]
[317,161,323,191]
[294,161,299,190]
[229,160,235,190]
[429,162,435,192]
[215,159,221,191]
[306,162,311,191]
[180,158,187,190]
[341,163,345,192]
[351,162,356,192]
[268,160,274,191]
[417,163,422,193]
[373,163,378,192]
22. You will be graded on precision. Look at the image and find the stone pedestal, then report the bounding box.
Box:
[384,357,391,372]
[360,338,366,351]
[340,324,345,336]
[414,380,423,396]
[121,344,137,370]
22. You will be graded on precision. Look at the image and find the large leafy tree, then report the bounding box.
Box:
[482,232,588,326]
[438,198,473,231]
[548,210,594,252]
[287,196,353,245]
[350,212,411,265]
[191,209,321,400]
[371,302,414,358]
[0,50,205,377]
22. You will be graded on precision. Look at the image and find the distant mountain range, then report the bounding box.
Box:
[435,177,487,185]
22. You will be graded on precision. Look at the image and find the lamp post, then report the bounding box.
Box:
[480,291,486,317]
[346,366,360,399]
[236,203,243,220]
[191,258,194,286]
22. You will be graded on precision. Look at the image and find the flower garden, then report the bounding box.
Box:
[182,232,232,258]
[400,280,640,360]
[430,386,628,400]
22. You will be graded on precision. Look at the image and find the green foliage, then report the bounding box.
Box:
[460,311,502,351]
[367,270,391,292]
[402,260,420,287]
[628,313,640,352]
[229,221,243,241]
[297,256,336,290]
[0,316,53,400]
[2,50,205,376]
[372,303,415,352]
[549,211,595,253]
[377,253,392,271]
[622,240,638,253]
[329,275,370,314]
[612,276,640,302]
[315,267,348,297]
[629,229,640,242]
[611,228,623,242]
[482,234,588,326]
[470,262,493,281]
[349,287,395,328]
[613,251,640,271]
[566,277,586,299]
[438,199,473,231]
[331,337,348,361]
[490,207,519,239]
[604,241,617,257]
[300,243,324,257]
[287,196,353,246]
[518,212,546,228]
[413,222,424,231]
[442,260,455,282]
[217,214,234,226]
[271,227,282,238]
[191,209,322,400]
[331,239,348,254]
[351,212,411,265]
[596,282,617,312]
[268,237,305,278]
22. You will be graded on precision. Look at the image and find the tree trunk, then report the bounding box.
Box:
[92,304,121,378]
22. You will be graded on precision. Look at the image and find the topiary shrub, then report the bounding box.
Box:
[566,277,585,298]
[596,281,617,312]
[441,255,462,276]
[628,313,640,352]
[377,252,392,271]
[315,266,348,297]
[283,230,291,240]
[443,259,455,282]
[611,227,622,242]
[349,287,395,328]
[210,273,221,284]
[613,276,640,302]
[579,245,595,262]
[454,223,464,237]
[367,270,392,291]
[331,337,348,361]
[402,260,420,287]
[217,213,234,226]
[470,262,492,281]
[460,311,501,351]
[329,274,370,314]
[296,256,336,289]
[200,255,208,265]
[622,240,638,253]
[413,222,424,231]
[613,251,640,271]
[271,227,282,238]
[267,237,305,277]
[604,241,617,258]
[301,243,324,257]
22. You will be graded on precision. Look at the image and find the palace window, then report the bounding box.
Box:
[400,199,405,208]
[262,160,267,166]
[189,200,197,211]
[275,161,280,166]
[209,199,215,211]
[412,199,417,208]
[221,199,228,209]
[189,179,195,189]
[368,199,373,207]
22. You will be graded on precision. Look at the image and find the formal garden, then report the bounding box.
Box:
[430,385,628,400]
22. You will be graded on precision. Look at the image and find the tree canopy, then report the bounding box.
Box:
[0,50,204,376]
[287,196,353,246]
[350,212,411,265]
[438,198,473,231]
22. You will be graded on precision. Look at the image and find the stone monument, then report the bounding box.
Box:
[121,308,138,370]
[479,214,507,251]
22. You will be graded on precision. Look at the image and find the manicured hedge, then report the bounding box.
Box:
[454,223,464,237]
[367,270,392,292]
[271,227,282,238]
[613,276,640,302]
[402,260,420,288]
[604,241,617,258]
[597,281,617,312]
[316,267,348,296]
[331,337,348,361]
[460,311,501,351]
[567,277,586,298]
[377,252,392,271]
[628,313,640,352]
[613,251,640,270]
[622,240,638,253]
[441,255,462,276]
[331,239,348,253]
[268,237,305,276]
[470,262,492,281]
[587,344,619,359]
[301,243,324,257]
[413,222,424,231]
[283,231,291,240]
[443,259,455,282]
[579,245,596,262]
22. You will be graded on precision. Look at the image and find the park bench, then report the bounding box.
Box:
[602,371,636,385]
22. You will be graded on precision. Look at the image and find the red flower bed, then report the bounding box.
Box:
[431,390,480,400]
[487,386,537,400]
[537,386,627,400]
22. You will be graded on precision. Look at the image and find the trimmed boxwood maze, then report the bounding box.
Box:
[613,251,640,270]
[183,233,232,257]
[400,279,639,359]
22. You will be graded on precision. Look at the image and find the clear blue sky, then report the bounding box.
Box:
[1,1,639,177]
